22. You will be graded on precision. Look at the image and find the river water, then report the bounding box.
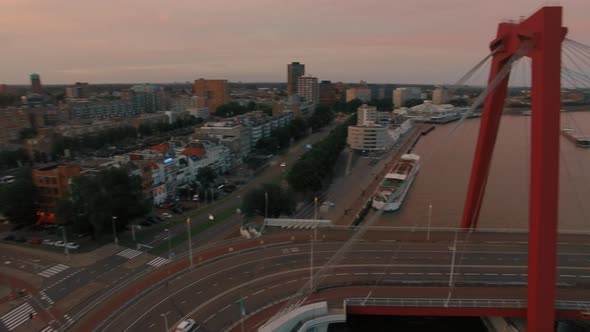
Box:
[377,112,590,231]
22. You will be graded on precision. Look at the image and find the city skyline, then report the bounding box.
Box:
[2,0,590,85]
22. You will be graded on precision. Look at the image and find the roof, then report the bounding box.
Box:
[150,144,170,153]
[181,147,206,157]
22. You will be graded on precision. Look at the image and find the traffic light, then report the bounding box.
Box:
[29,312,36,320]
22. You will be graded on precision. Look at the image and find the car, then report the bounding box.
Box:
[175,319,196,332]
[156,216,165,222]
[146,216,158,224]
[280,161,287,167]
[172,207,183,214]
[53,241,66,247]
[322,201,336,207]
[192,194,199,201]
[28,239,42,245]
[161,213,172,219]
[42,239,55,246]
[66,242,79,250]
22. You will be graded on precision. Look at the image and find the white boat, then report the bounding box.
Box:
[372,154,420,211]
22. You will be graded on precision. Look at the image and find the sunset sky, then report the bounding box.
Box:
[2,0,589,84]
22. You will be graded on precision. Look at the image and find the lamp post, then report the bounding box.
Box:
[61,226,69,258]
[111,216,118,247]
[160,311,170,332]
[448,231,458,287]
[187,218,193,269]
[165,228,172,259]
[427,203,432,241]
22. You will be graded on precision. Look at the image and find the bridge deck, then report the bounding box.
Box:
[345,298,590,320]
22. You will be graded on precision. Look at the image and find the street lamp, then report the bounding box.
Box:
[111,216,119,247]
[187,218,193,269]
[165,228,172,259]
[61,226,69,258]
[160,311,170,332]
[427,203,433,241]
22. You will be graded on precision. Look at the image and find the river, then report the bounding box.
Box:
[377,111,590,231]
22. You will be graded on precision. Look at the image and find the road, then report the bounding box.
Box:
[91,230,590,332]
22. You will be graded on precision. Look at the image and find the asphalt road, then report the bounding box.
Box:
[98,232,590,332]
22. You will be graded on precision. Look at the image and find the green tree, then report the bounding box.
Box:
[242,183,295,218]
[289,117,309,140]
[196,166,217,188]
[18,128,36,140]
[0,149,29,170]
[0,167,37,225]
[56,168,149,239]
[404,98,424,108]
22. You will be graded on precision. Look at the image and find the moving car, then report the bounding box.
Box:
[53,241,66,247]
[161,212,172,219]
[42,239,55,246]
[175,319,196,332]
[66,242,79,250]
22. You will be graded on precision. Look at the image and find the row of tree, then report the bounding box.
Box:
[0,168,37,224]
[137,115,202,136]
[52,125,138,156]
[216,102,273,117]
[241,183,295,218]
[0,149,30,170]
[287,114,357,193]
[254,107,335,155]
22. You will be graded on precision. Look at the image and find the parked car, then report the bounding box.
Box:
[175,319,196,332]
[15,236,26,242]
[28,239,42,245]
[156,216,165,222]
[4,235,15,241]
[53,241,66,247]
[66,242,79,250]
[172,207,183,214]
[322,201,336,207]
[42,239,55,246]
[161,212,172,219]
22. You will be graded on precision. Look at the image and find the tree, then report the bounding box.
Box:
[309,106,335,130]
[0,149,29,170]
[404,98,424,108]
[56,168,149,239]
[289,117,309,140]
[196,166,217,188]
[242,183,295,218]
[0,167,37,225]
[19,128,36,140]
[215,102,249,117]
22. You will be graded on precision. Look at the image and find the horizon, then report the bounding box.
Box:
[2,0,590,85]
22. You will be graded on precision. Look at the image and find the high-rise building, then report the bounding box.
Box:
[65,82,89,99]
[346,87,371,102]
[131,84,163,113]
[30,73,42,94]
[297,76,319,105]
[393,88,408,108]
[319,80,342,107]
[357,104,377,126]
[432,87,451,105]
[287,62,305,96]
[193,79,230,114]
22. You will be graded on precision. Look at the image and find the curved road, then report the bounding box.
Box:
[94,231,590,332]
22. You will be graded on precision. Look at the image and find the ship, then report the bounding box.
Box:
[561,128,590,147]
[372,154,420,211]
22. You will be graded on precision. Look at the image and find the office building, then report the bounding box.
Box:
[131,84,162,113]
[297,76,319,105]
[0,107,32,145]
[30,73,42,94]
[65,82,89,99]
[287,62,305,96]
[346,87,371,102]
[319,80,342,107]
[393,87,423,108]
[432,87,451,105]
[193,79,230,114]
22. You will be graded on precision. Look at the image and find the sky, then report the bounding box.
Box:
[1,0,590,85]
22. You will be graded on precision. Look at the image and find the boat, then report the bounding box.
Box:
[561,128,590,147]
[372,154,420,211]
[522,110,532,116]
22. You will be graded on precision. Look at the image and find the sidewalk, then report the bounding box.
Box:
[0,243,121,268]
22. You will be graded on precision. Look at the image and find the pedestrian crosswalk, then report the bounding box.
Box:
[40,291,54,307]
[37,264,69,278]
[117,248,143,260]
[147,257,170,267]
[1,302,36,331]
[40,326,57,332]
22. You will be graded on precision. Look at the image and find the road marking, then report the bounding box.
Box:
[371,272,386,275]
[38,264,69,278]
[389,272,404,275]
[149,323,155,328]
[286,279,298,284]
[147,257,170,267]
[427,273,442,275]
[251,289,265,296]
[560,275,576,278]
[354,273,368,275]
[484,273,498,276]
[40,291,54,306]
[502,274,517,276]
[1,303,37,331]
[204,314,215,323]
[40,326,57,332]
[464,273,479,276]
[117,248,143,260]
[408,273,423,275]
[220,304,231,312]
[335,273,348,276]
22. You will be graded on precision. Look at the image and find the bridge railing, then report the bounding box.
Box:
[345,298,590,310]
